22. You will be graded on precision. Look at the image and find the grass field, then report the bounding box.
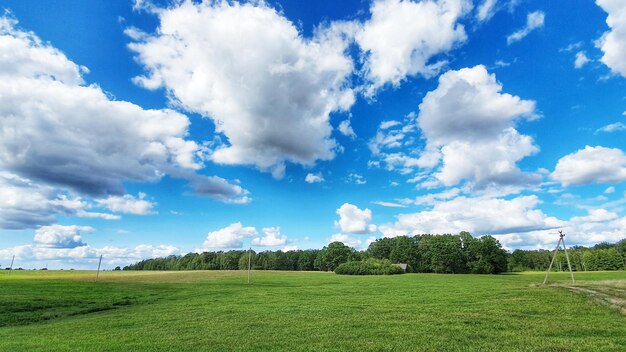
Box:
[0,270,625,351]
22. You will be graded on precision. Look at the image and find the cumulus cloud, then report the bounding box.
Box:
[346,173,367,185]
[506,11,545,45]
[0,242,179,268]
[33,225,93,248]
[329,233,376,249]
[0,173,119,229]
[495,209,626,250]
[305,173,325,184]
[574,51,590,68]
[356,0,471,95]
[0,15,247,204]
[251,227,288,247]
[379,195,564,238]
[129,1,355,177]
[198,222,258,250]
[595,0,626,77]
[338,119,357,139]
[335,203,377,234]
[96,193,156,215]
[551,146,626,186]
[417,65,539,189]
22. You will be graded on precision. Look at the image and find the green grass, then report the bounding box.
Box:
[0,270,624,351]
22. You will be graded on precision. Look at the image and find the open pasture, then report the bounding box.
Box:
[0,270,624,351]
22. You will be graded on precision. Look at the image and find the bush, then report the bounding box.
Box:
[334,259,405,275]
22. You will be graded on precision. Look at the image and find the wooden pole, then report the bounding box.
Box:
[8,255,15,275]
[561,236,575,284]
[543,237,561,285]
[247,248,252,285]
[95,255,102,282]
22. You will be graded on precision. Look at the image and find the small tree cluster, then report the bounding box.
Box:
[334,258,405,275]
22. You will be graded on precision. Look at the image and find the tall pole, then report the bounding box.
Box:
[543,231,575,285]
[95,255,102,282]
[247,248,252,285]
[543,236,561,285]
[561,235,575,284]
[8,255,14,275]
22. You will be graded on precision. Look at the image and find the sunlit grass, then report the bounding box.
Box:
[0,270,624,351]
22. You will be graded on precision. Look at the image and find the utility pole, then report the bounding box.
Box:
[95,255,103,282]
[543,231,575,285]
[247,247,252,285]
[8,255,14,275]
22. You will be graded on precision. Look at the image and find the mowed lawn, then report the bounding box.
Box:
[0,270,624,351]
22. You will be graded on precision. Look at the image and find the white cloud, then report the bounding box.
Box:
[401,188,461,206]
[379,195,564,238]
[198,222,258,250]
[596,0,626,77]
[476,0,498,22]
[0,242,179,268]
[570,208,619,223]
[129,1,355,177]
[574,51,590,68]
[417,65,539,189]
[346,173,367,185]
[506,11,545,45]
[338,120,356,139]
[335,203,377,234]
[96,193,156,215]
[372,201,408,208]
[551,146,626,186]
[0,173,119,229]
[0,15,247,203]
[328,233,375,249]
[305,173,325,184]
[34,225,93,248]
[596,122,626,133]
[282,245,298,252]
[604,186,616,194]
[356,0,471,95]
[251,227,288,247]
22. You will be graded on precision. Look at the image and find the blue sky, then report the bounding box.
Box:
[1,0,625,269]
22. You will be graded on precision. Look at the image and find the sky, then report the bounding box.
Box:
[0,0,625,269]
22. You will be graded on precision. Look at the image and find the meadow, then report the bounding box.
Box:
[0,270,624,351]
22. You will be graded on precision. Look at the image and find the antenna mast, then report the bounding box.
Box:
[543,230,575,285]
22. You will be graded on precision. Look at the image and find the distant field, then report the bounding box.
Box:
[0,270,624,351]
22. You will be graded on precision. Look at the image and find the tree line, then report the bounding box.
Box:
[123,233,626,274]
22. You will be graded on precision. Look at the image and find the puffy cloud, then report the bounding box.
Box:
[417,65,539,188]
[335,203,377,234]
[574,51,590,68]
[96,193,156,215]
[305,173,325,184]
[495,209,626,250]
[338,120,356,139]
[346,173,367,185]
[198,222,258,250]
[33,225,93,248]
[379,195,564,238]
[0,15,246,207]
[129,1,355,177]
[356,0,471,95]
[0,242,179,268]
[596,122,626,133]
[251,227,288,247]
[0,173,118,229]
[570,208,619,223]
[506,11,545,45]
[596,0,626,77]
[329,233,376,249]
[551,146,626,186]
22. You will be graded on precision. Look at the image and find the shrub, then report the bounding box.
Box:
[334,259,405,275]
